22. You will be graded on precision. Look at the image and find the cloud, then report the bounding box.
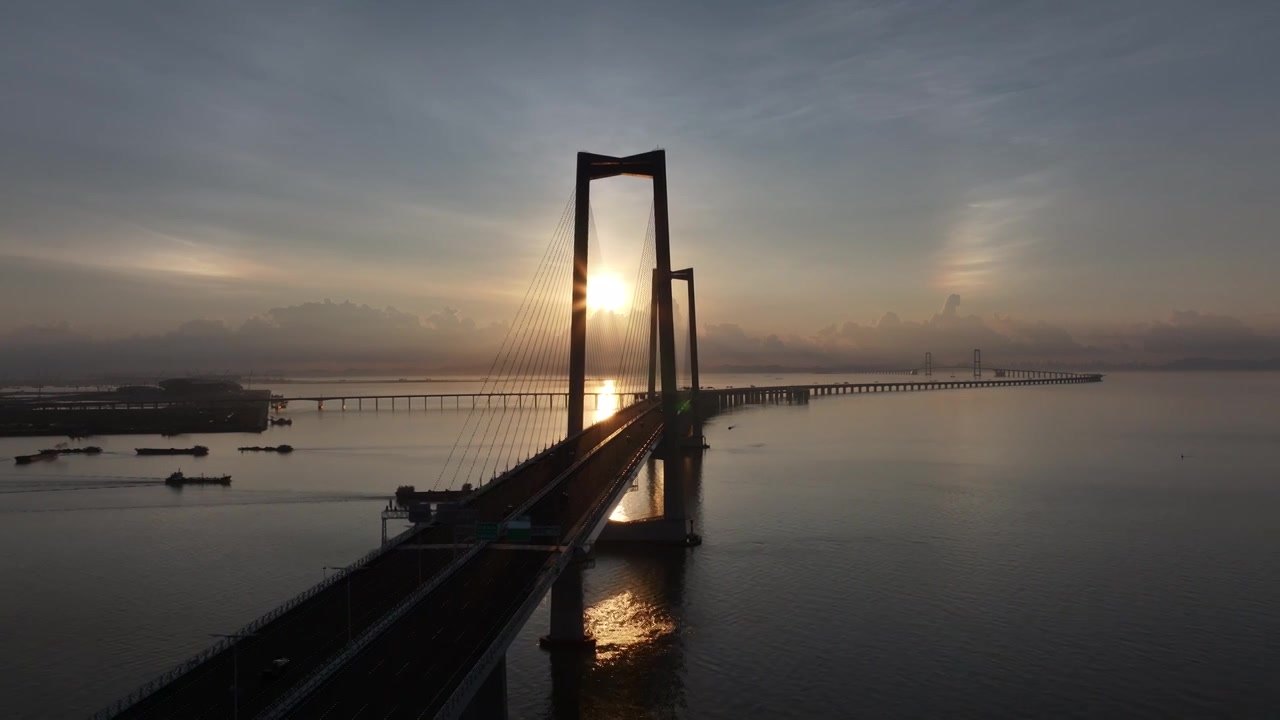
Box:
[0,301,508,379]
[702,295,1280,370]
[1,321,91,347]
[2,0,1278,341]
[707,293,1085,368]
[1141,310,1280,359]
[3,296,1279,381]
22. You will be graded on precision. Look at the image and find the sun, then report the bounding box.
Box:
[588,273,627,313]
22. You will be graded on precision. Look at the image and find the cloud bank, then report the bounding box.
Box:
[2,296,1277,382]
[0,301,506,380]
[703,296,1280,370]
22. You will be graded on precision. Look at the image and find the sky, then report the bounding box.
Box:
[2,1,1279,376]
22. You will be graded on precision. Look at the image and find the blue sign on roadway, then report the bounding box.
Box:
[506,517,532,542]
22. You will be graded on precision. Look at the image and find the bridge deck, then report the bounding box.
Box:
[282,548,553,718]
[102,401,657,720]
[276,409,664,718]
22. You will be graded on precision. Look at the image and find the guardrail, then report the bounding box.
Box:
[465,398,655,505]
[257,541,487,720]
[86,518,426,719]
[574,424,663,543]
[436,416,664,719]
[87,400,658,719]
[435,554,572,719]
[236,403,658,718]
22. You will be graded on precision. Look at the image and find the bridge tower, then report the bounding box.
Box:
[546,150,699,659]
[925,351,932,377]
[973,348,982,378]
[567,150,700,512]
[568,150,682,448]
[669,267,704,448]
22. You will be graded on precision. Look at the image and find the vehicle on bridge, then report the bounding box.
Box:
[261,658,290,681]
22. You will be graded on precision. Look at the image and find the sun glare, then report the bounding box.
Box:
[588,273,627,313]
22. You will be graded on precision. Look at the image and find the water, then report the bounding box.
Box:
[2,372,1278,718]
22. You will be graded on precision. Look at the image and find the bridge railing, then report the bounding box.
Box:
[86,516,425,720]
[435,557,569,719]
[257,541,487,720]
[89,401,660,719]
[435,416,664,719]
[570,420,664,543]
[464,399,655,506]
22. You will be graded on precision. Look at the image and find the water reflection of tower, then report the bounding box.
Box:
[549,451,704,719]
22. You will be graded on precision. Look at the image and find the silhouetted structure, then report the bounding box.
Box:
[0,378,269,437]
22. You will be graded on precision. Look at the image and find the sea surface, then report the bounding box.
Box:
[2,372,1278,719]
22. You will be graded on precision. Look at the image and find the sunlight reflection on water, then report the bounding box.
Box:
[586,590,675,663]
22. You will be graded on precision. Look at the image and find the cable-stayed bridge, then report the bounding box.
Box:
[90,150,1102,720]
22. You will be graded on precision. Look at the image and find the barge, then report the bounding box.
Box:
[137,445,209,456]
[165,471,231,486]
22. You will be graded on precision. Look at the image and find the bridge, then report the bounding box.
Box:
[90,150,1102,720]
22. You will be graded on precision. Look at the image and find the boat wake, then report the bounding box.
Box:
[0,476,165,493]
[4,494,389,513]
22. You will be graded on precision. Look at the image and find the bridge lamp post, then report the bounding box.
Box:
[209,631,256,720]
[323,565,369,645]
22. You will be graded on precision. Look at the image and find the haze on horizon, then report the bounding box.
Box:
[3,1,1279,377]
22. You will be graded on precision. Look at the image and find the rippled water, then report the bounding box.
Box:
[2,372,1278,718]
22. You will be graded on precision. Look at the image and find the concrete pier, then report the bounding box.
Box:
[538,550,595,651]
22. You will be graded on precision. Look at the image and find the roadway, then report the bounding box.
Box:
[106,401,657,720]
[277,407,665,718]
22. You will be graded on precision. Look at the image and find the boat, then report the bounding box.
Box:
[237,444,293,453]
[14,450,58,465]
[164,471,231,486]
[38,446,103,455]
[137,445,209,456]
[269,417,293,426]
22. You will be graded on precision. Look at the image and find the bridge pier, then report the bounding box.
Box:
[539,549,596,651]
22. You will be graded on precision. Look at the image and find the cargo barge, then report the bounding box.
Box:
[164,471,231,486]
[238,444,293,453]
[137,445,209,456]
